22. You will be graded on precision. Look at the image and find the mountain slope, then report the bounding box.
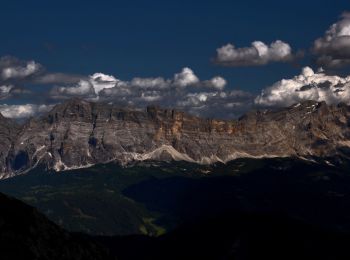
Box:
[0,192,114,260]
[1,98,350,178]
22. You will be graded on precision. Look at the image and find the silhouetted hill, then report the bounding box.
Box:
[0,192,114,260]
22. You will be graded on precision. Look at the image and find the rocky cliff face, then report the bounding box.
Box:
[1,99,350,178]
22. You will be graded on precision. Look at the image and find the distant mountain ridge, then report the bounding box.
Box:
[0,98,350,179]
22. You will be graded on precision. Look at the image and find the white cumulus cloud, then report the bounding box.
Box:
[203,76,227,90]
[50,80,96,99]
[214,40,294,66]
[255,66,350,107]
[173,67,199,87]
[56,67,227,100]
[0,104,54,118]
[1,60,41,80]
[0,85,14,98]
[313,12,350,68]
[44,67,240,119]
[89,73,119,94]
[131,77,169,89]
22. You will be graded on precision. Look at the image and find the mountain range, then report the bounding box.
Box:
[0,98,350,179]
[2,99,350,259]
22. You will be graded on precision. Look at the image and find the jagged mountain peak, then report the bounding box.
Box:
[0,112,5,120]
[48,98,93,120]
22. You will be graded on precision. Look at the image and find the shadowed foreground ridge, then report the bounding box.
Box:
[0,192,114,260]
[2,190,350,260]
[0,98,350,178]
[101,213,350,260]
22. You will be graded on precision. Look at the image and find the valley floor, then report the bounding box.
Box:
[1,157,350,259]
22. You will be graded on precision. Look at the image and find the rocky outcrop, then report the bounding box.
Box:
[0,114,21,178]
[1,98,350,178]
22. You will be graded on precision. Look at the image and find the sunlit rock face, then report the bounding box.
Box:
[1,98,350,179]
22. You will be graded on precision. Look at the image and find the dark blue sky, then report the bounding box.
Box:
[0,0,348,94]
